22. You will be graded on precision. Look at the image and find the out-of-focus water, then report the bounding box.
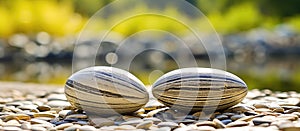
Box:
[0,56,299,92]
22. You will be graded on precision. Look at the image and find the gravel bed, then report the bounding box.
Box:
[0,82,300,131]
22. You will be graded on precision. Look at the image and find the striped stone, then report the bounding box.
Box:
[65,66,149,116]
[152,68,247,112]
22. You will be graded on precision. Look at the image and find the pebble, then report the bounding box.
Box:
[78,125,97,131]
[1,87,300,130]
[115,125,137,130]
[136,120,153,129]
[89,117,114,127]
[143,117,162,124]
[157,122,178,129]
[221,119,232,125]
[46,101,70,107]
[37,105,51,111]
[63,125,81,131]
[253,118,271,126]
[31,126,47,131]
[155,127,172,131]
[213,118,226,129]
[55,123,73,130]
[34,112,57,118]
[195,121,216,128]
[65,114,87,119]
[277,114,298,121]
[58,110,73,118]
[226,121,249,127]
[1,126,22,131]
[196,126,216,131]
[121,119,144,126]
[231,114,244,121]
[47,94,67,101]
[21,122,31,130]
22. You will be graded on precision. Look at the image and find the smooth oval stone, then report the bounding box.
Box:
[221,119,232,125]
[64,66,149,116]
[152,68,247,112]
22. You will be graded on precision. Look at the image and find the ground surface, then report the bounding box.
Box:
[0,82,300,131]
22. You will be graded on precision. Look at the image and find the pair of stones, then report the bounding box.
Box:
[64,66,247,116]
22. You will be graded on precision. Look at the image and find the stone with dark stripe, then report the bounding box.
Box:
[64,66,149,116]
[152,68,247,113]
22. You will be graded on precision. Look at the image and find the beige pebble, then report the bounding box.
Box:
[3,119,21,127]
[195,126,216,131]
[99,125,118,130]
[65,114,87,119]
[226,121,249,127]
[90,117,114,127]
[1,126,22,131]
[157,122,178,129]
[21,122,31,130]
[31,126,47,131]
[55,123,73,130]
[63,125,81,131]
[121,119,144,126]
[195,121,216,128]
[4,114,31,122]
[37,105,51,111]
[146,107,169,117]
[47,100,70,107]
[277,114,298,121]
[34,112,57,118]
[58,110,72,118]
[155,126,171,131]
[136,120,153,129]
[31,123,54,129]
[213,119,225,129]
[115,125,137,130]
[253,103,269,109]
[255,108,272,113]
[78,125,97,131]
[143,117,162,124]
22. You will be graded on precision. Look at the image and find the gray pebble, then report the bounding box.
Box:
[215,115,228,120]
[221,119,232,125]
[252,118,272,126]
[231,114,245,121]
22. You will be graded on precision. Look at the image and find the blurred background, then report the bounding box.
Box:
[0,0,300,91]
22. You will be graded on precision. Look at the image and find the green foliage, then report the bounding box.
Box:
[1,0,300,37]
[0,0,86,37]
